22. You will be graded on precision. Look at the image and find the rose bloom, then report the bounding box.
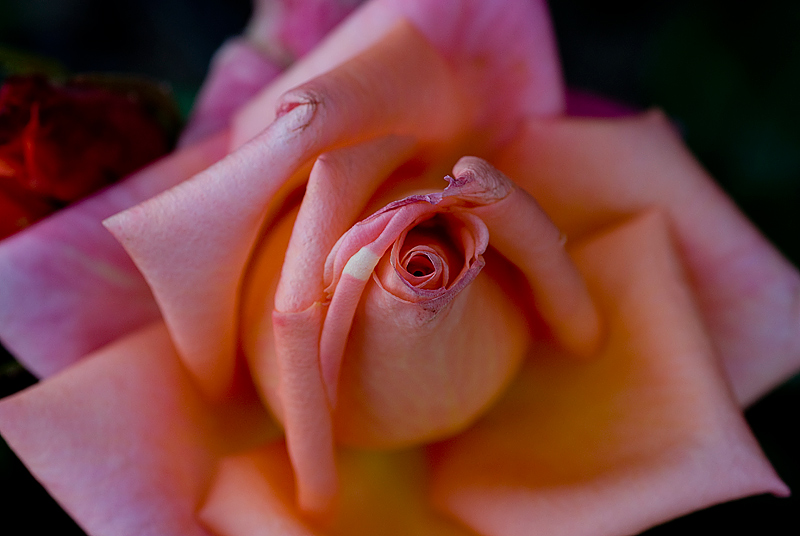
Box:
[1,1,799,535]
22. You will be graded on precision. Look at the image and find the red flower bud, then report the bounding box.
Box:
[0,75,173,239]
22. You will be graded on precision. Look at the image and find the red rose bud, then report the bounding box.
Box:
[0,75,174,239]
[0,177,54,238]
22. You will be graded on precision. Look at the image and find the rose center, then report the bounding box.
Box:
[392,214,468,292]
[406,255,433,277]
[399,244,450,290]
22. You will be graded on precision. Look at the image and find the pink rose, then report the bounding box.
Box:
[1,1,799,535]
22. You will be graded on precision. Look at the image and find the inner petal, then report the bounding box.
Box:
[401,246,448,289]
[405,252,435,278]
[388,213,469,296]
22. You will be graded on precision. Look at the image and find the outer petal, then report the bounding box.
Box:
[0,132,228,378]
[183,0,367,146]
[498,111,800,405]
[430,212,788,536]
[232,0,563,148]
[565,88,636,118]
[246,0,365,62]
[0,321,276,536]
[180,39,283,146]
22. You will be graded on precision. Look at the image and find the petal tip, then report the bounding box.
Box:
[447,156,514,204]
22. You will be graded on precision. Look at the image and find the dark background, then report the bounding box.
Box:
[1,0,798,534]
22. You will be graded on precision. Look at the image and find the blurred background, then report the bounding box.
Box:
[0,0,798,533]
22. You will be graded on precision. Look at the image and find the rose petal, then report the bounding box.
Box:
[430,212,788,536]
[0,131,228,377]
[272,303,339,515]
[0,321,276,536]
[246,0,365,63]
[333,246,528,448]
[232,0,563,148]
[242,138,413,514]
[320,197,466,403]
[498,111,800,405]
[199,444,318,535]
[275,136,416,313]
[565,88,637,118]
[449,156,601,357]
[180,39,283,147]
[104,22,461,400]
[200,444,472,536]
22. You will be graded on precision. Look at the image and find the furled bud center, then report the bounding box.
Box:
[396,216,457,287]
[326,195,529,449]
[406,251,436,277]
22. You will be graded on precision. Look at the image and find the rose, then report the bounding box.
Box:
[1,1,799,535]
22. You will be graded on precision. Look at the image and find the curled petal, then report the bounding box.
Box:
[397,243,449,289]
[378,211,485,302]
[248,138,415,514]
[273,304,338,516]
[275,136,416,313]
[323,160,599,448]
[333,249,528,448]
[320,192,484,406]
[449,156,601,356]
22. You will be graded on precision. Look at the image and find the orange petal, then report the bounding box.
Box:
[242,201,339,516]
[200,443,473,536]
[334,253,528,448]
[450,156,601,357]
[0,321,276,536]
[498,111,800,405]
[430,212,788,536]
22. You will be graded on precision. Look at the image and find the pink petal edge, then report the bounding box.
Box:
[0,132,228,377]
